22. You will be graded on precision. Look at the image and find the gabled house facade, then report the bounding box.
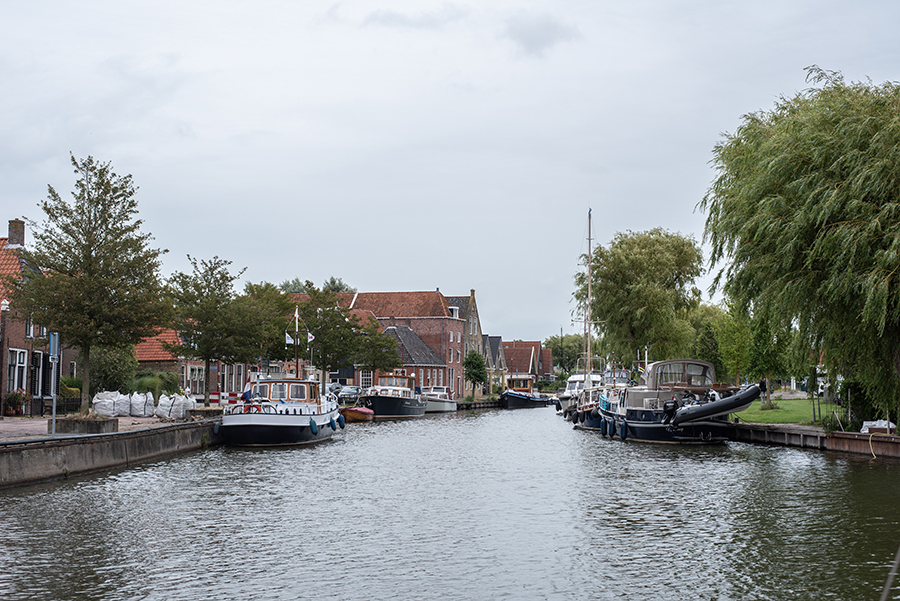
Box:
[482,334,508,394]
[446,289,486,398]
[1,219,79,415]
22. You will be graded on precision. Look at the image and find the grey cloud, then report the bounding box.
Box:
[363,4,469,29]
[503,13,580,57]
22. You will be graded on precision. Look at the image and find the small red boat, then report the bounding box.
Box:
[340,405,374,423]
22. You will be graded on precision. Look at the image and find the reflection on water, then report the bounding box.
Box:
[2,408,900,600]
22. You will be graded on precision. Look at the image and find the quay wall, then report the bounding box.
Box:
[729,422,900,459]
[0,420,224,489]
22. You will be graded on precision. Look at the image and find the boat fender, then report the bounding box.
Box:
[608,419,616,438]
[338,414,345,429]
[214,421,220,434]
[309,418,318,435]
[620,421,627,440]
[555,401,562,412]
[600,418,607,436]
[591,407,600,419]
[330,417,337,431]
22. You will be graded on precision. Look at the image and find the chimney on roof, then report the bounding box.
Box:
[8,219,25,248]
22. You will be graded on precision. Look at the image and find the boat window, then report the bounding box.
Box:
[656,363,686,385]
[290,384,307,400]
[271,383,288,400]
[686,363,713,386]
[253,384,269,399]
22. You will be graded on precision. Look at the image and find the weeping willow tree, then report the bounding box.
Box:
[574,228,703,363]
[699,66,900,416]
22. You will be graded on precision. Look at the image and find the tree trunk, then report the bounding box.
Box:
[80,345,91,413]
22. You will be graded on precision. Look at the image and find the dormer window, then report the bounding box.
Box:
[449,306,459,319]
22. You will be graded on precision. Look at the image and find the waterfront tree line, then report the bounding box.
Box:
[562,67,900,425]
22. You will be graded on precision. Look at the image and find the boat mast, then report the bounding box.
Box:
[585,209,592,381]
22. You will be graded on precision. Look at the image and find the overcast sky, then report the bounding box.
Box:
[2,1,898,342]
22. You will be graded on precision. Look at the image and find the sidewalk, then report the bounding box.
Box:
[0,415,164,442]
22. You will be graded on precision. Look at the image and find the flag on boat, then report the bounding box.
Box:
[285,331,295,345]
[637,364,645,373]
[242,375,252,401]
[308,332,315,343]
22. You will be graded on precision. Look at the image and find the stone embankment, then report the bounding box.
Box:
[0,416,224,489]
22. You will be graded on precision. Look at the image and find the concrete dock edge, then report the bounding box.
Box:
[0,420,225,489]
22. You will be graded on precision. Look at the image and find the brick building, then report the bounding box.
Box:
[1,219,78,414]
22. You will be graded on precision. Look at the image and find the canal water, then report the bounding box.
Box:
[2,408,900,600]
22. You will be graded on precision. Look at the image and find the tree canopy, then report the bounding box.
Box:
[295,281,361,382]
[280,276,356,294]
[574,228,703,363]
[166,256,258,405]
[11,155,170,410]
[463,350,488,391]
[700,67,900,411]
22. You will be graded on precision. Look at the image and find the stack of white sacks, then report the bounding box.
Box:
[91,391,196,419]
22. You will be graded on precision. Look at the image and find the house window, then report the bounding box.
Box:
[180,364,186,390]
[69,361,77,378]
[8,349,27,392]
[38,325,48,338]
[360,370,373,388]
[419,369,424,385]
[236,365,244,392]
[25,315,33,338]
[448,349,453,363]
[189,366,205,394]
[457,349,461,363]
[439,370,444,387]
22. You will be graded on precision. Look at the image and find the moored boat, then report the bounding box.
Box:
[500,389,548,409]
[360,373,427,418]
[557,371,602,413]
[572,359,763,444]
[340,405,375,422]
[221,375,344,446]
[421,386,457,413]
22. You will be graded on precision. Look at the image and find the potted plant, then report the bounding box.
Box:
[4,388,26,416]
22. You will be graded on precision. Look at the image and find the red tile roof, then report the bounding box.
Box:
[135,329,181,362]
[504,346,534,375]
[0,237,23,299]
[292,291,452,319]
[349,291,451,318]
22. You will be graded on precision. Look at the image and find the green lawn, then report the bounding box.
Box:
[736,395,840,425]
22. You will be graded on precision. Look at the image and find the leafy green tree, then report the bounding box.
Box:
[543,333,589,374]
[715,300,751,386]
[689,303,726,382]
[574,228,703,362]
[280,276,356,294]
[279,277,308,294]
[166,256,258,405]
[747,309,790,402]
[355,318,401,376]
[322,276,356,293]
[10,155,170,411]
[463,350,488,392]
[241,281,295,363]
[296,281,361,388]
[700,67,900,413]
[89,345,138,395]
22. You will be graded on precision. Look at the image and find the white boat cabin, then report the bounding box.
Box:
[250,380,320,403]
[368,374,416,399]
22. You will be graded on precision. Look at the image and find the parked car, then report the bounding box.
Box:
[338,385,362,404]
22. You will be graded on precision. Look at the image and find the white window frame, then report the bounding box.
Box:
[8,348,27,392]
